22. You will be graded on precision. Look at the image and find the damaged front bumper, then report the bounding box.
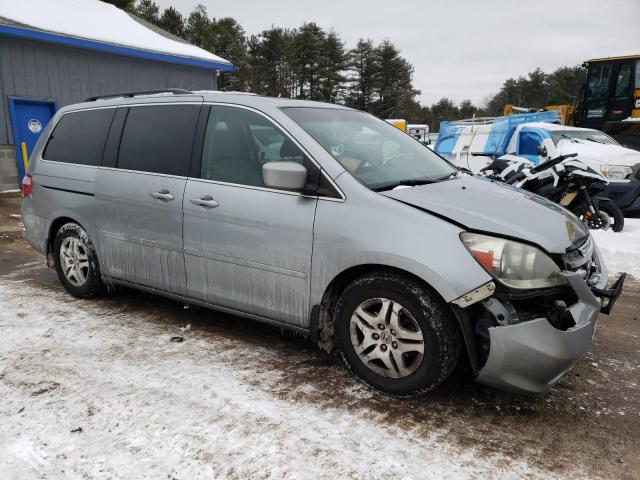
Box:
[457,243,626,394]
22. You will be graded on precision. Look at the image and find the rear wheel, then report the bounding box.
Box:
[53,223,105,298]
[333,271,461,397]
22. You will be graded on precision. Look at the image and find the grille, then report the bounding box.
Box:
[562,236,594,270]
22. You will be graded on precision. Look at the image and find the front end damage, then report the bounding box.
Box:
[452,236,626,394]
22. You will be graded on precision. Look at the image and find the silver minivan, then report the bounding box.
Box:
[21,90,625,396]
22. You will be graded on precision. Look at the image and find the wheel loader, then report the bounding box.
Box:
[504,55,640,151]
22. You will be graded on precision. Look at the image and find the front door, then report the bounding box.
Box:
[94,103,200,295]
[608,62,635,122]
[8,97,56,180]
[183,105,318,326]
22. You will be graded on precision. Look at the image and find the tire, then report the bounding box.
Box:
[53,222,105,298]
[597,201,624,232]
[333,271,461,397]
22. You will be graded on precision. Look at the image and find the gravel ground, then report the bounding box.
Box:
[0,195,638,479]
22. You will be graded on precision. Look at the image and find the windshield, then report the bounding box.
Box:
[551,129,619,146]
[282,108,456,190]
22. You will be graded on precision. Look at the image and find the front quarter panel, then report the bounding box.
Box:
[310,173,493,308]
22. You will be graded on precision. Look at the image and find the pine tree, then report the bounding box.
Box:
[158,7,185,37]
[133,0,159,24]
[247,28,296,97]
[344,39,379,112]
[185,5,214,51]
[210,18,248,91]
[101,0,134,11]
[292,23,326,99]
[372,40,420,119]
[317,31,346,103]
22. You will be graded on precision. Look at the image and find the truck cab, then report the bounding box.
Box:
[575,55,640,150]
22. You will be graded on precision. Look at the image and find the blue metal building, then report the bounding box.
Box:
[0,2,233,191]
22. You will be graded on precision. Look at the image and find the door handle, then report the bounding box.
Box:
[150,190,175,201]
[190,195,219,208]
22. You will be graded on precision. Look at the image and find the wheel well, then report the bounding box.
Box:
[314,264,452,352]
[46,217,81,262]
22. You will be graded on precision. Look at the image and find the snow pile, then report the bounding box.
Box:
[592,218,640,277]
[0,0,232,65]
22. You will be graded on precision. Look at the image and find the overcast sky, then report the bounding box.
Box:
[155,0,640,106]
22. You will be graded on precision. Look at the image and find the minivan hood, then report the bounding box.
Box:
[381,176,587,253]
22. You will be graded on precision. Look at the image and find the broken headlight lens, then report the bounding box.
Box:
[460,233,567,289]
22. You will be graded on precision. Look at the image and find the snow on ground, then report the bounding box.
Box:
[0,280,559,480]
[591,218,640,277]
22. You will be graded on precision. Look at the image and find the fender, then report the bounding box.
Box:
[591,196,616,208]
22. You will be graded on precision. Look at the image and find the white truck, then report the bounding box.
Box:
[435,111,640,215]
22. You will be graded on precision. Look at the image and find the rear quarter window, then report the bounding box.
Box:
[43,108,115,165]
[117,105,199,176]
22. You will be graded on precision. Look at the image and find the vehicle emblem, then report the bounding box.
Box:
[380,331,393,344]
[27,119,42,133]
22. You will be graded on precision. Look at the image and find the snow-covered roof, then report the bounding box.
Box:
[0,0,233,71]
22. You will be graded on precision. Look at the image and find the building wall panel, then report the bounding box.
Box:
[0,36,218,145]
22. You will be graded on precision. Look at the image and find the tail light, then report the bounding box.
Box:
[22,174,33,198]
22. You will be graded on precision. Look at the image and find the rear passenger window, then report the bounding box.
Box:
[117,105,199,176]
[43,109,115,165]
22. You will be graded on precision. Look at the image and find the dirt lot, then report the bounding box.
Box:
[1,194,638,479]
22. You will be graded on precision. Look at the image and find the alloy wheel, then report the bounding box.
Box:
[59,237,90,287]
[349,298,425,379]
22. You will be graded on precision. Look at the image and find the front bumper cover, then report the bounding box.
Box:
[475,269,625,394]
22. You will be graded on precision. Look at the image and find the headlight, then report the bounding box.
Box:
[600,165,632,180]
[460,233,567,289]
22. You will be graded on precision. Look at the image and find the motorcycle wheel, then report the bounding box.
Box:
[597,202,625,232]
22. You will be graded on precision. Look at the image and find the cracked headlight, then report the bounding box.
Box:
[600,165,632,181]
[461,233,567,289]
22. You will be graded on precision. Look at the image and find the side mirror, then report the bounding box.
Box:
[536,145,548,157]
[263,161,307,191]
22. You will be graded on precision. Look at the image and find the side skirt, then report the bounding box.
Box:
[107,277,312,336]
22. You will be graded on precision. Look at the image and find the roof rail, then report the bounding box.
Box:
[84,88,193,102]
[450,117,497,126]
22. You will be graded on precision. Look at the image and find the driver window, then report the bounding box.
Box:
[201,106,306,188]
[519,131,543,156]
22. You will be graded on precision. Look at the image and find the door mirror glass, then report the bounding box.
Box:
[536,144,548,157]
[263,161,307,190]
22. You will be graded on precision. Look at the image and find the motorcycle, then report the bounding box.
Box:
[481,153,625,232]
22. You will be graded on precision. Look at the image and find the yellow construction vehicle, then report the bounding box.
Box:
[503,104,574,126]
[575,55,640,150]
[385,119,407,132]
[504,55,640,150]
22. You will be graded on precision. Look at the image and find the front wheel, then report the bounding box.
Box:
[596,200,624,232]
[333,271,461,397]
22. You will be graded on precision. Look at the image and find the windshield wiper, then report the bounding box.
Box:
[585,137,605,144]
[371,175,452,192]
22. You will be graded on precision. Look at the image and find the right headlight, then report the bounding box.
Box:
[460,233,567,289]
[600,165,633,181]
